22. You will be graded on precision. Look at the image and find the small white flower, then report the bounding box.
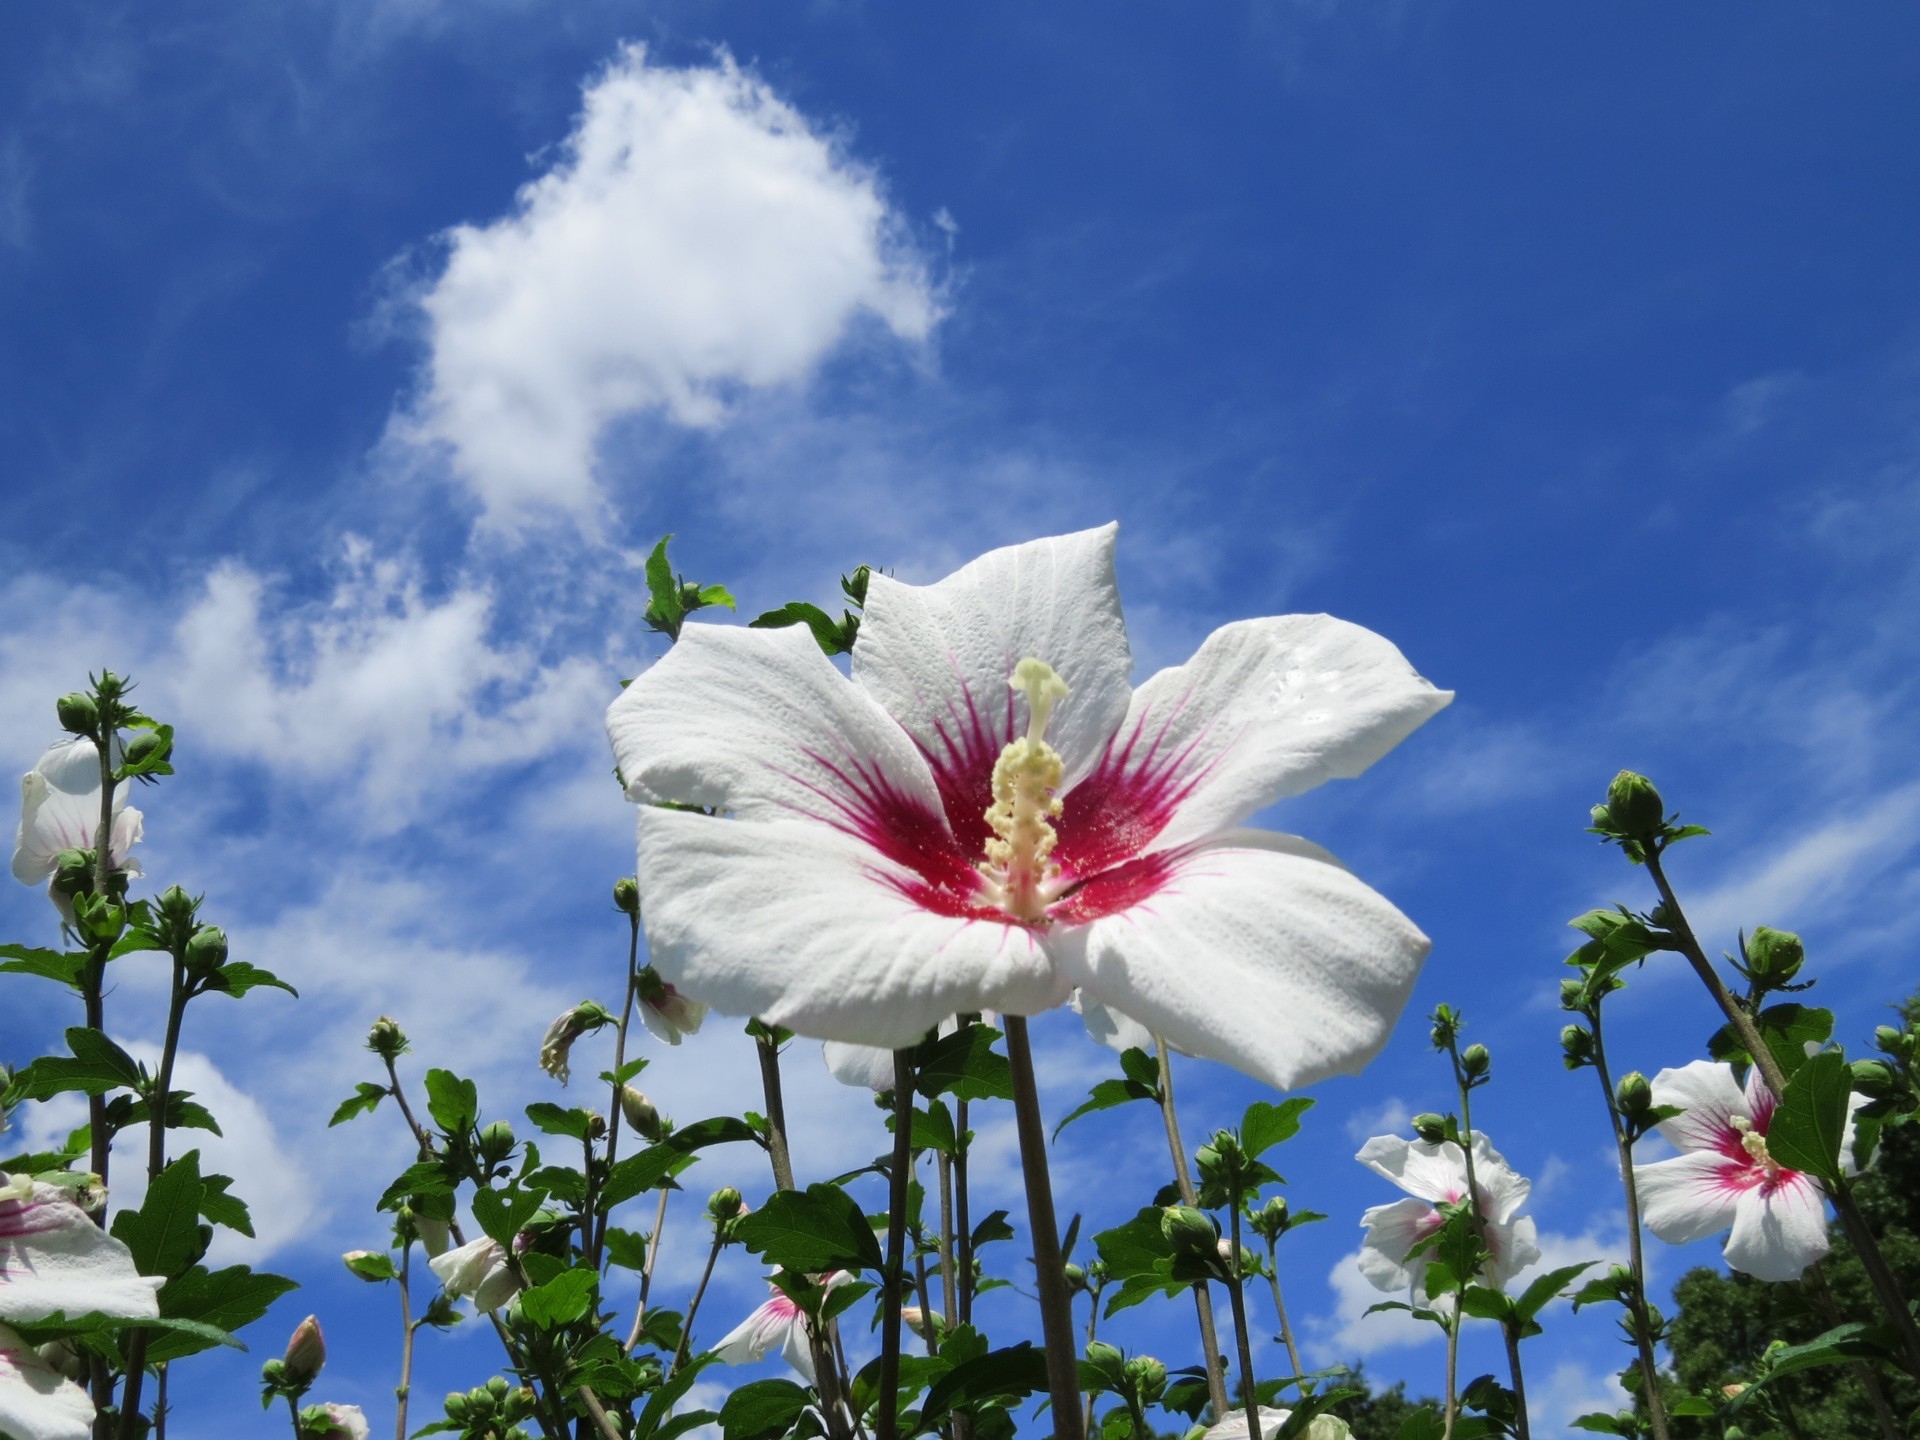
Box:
[12,741,143,920]
[427,1235,519,1312]
[712,1273,849,1382]
[1355,1132,1540,1297]
[1204,1409,1350,1439]
[1633,1059,1852,1283]
[309,1403,370,1440]
[637,973,705,1045]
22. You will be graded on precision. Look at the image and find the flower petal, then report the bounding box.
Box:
[1724,1174,1829,1282]
[608,622,952,841]
[1634,1152,1749,1247]
[852,525,1135,845]
[1356,1136,1467,1206]
[1064,830,1429,1090]
[0,1324,94,1440]
[822,1041,896,1091]
[1069,991,1155,1056]
[1073,616,1450,861]
[1650,1060,1752,1160]
[635,808,1069,1046]
[1356,1197,1439,1293]
[1487,1213,1541,1289]
[0,1185,161,1324]
[1465,1135,1533,1226]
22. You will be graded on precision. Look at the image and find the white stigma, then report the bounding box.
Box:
[981,659,1069,924]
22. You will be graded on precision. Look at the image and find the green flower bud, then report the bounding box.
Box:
[619,1085,665,1141]
[486,1376,511,1400]
[56,693,98,736]
[1615,1071,1653,1116]
[708,1187,744,1222]
[51,848,94,898]
[1745,927,1805,986]
[1560,1024,1595,1069]
[1126,1355,1168,1397]
[1429,1005,1460,1047]
[586,1111,607,1141]
[1063,1262,1086,1292]
[613,877,640,915]
[185,925,228,971]
[1411,1113,1449,1144]
[1159,1205,1217,1256]
[1588,804,1613,830]
[1559,978,1586,1011]
[156,885,196,926]
[1605,771,1665,838]
[281,1314,326,1386]
[366,1016,409,1059]
[477,1120,515,1163]
[1461,1043,1491,1078]
[443,1393,471,1423]
[1874,1025,1905,1055]
[123,730,170,769]
[1851,1058,1898,1100]
[1084,1339,1124,1372]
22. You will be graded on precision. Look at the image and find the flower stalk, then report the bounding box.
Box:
[1225,1202,1262,1440]
[877,1050,916,1440]
[1154,1038,1231,1418]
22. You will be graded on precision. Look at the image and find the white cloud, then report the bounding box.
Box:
[167,541,608,829]
[397,44,942,525]
[1529,1359,1630,1435]
[1315,1247,1437,1357]
[1344,1095,1412,1145]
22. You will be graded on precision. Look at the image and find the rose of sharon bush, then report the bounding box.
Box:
[607,525,1449,1090]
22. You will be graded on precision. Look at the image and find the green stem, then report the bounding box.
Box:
[1227,1205,1262,1440]
[1501,1319,1531,1440]
[877,1051,915,1440]
[1260,1238,1304,1382]
[1441,1293,1462,1440]
[591,905,643,1267]
[1003,1017,1085,1440]
[626,1187,672,1353]
[1586,1008,1670,1440]
[671,1227,725,1375]
[955,1097,974,1327]
[396,1242,415,1440]
[1155,1038,1230,1418]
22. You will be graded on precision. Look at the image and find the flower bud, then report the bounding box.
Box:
[613,877,640,915]
[443,1393,471,1423]
[1745,927,1804,986]
[1159,1204,1216,1256]
[619,1085,665,1141]
[282,1315,326,1386]
[1461,1043,1491,1078]
[366,1016,409,1059]
[1558,978,1586,1011]
[1062,1262,1086,1292]
[56,693,98,736]
[156,884,196,927]
[1125,1355,1167,1398]
[1615,1071,1653,1117]
[487,1377,511,1400]
[1084,1339,1124,1372]
[342,1250,392,1282]
[708,1187,744,1222]
[1605,771,1665,838]
[185,925,228,971]
[477,1121,515,1164]
[51,848,94,898]
[1429,1005,1460,1048]
[1874,1025,1906,1056]
[1851,1059,1898,1100]
[123,730,170,769]
[1588,804,1612,830]
[1411,1113,1449,1144]
[1560,1023,1595,1068]
[1721,1383,1747,1399]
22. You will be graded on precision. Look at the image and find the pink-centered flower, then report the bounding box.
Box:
[713,1273,849,1382]
[607,526,1449,1091]
[1633,1060,1850,1283]
[0,1176,163,1440]
[1355,1133,1540,1298]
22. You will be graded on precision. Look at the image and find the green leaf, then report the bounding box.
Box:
[718,1379,813,1440]
[111,1151,207,1277]
[1749,1322,1898,1388]
[147,1265,298,1362]
[921,1344,1049,1425]
[525,1103,595,1140]
[1457,1285,1513,1321]
[733,1183,884,1274]
[1511,1262,1594,1324]
[329,1082,389,1127]
[969,1210,1014,1250]
[1241,1097,1314,1159]
[916,1024,1014,1102]
[345,1251,398,1282]
[1766,1048,1850,1182]
[200,962,297,999]
[519,1268,597,1329]
[472,1185,547,1246]
[0,945,88,986]
[644,536,683,638]
[198,1173,255,1237]
[911,1100,958,1156]
[696,584,736,611]
[1117,1047,1160,1091]
[376,1159,458,1212]
[599,1116,760,1210]
[604,1228,648,1272]
[1052,1078,1156,1139]
[749,601,852,655]
[1708,1004,1833,1080]
[1568,1415,1637,1436]
[8,1028,144,1103]
[1394,1409,1446,1440]
[423,1069,478,1136]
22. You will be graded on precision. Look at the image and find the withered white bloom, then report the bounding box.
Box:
[538,1001,613,1085]
[1356,1132,1541,1298]
[608,525,1448,1091]
[427,1235,519,1312]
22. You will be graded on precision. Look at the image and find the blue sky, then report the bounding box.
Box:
[4,3,1920,1435]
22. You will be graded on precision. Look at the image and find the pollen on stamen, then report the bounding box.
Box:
[979,659,1070,924]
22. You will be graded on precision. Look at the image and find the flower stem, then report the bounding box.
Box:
[1226,1204,1262,1440]
[671,1227,726,1375]
[935,1148,958,1333]
[396,1242,416,1440]
[955,1097,974,1327]
[878,1051,916,1440]
[625,1188,672,1353]
[1500,1319,1531,1440]
[1155,1038,1231,1418]
[1645,849,1920,1378]
[1441,1293,1462,1440]
[1259,1239,1304,1382]
[591,902,644,1267]
[1585,1007,1670,1440]
[1003,1016,1086,1440]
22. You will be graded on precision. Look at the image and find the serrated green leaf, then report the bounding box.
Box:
[525,1102,594,1140]
[147,1265,297,1362]
[719,1379,812,1440]
[198,1173,254,1237]
[111,1151,206,1277]
[201,962,297,999]
[423,1069,478,1136]
[472,1185,546,1246]
[519,1267,596,1329]
[1766,1048,1850,1182]
[916,1024,1013,1102]
[1511,1261,1594,1323]
[329,1083,388,1127]
[1052,1078,1157,1139]
[733,1183,884,1274]
[921,1344,1049,1425]
[0,945,89,986]
[1242,1097,1314,1159]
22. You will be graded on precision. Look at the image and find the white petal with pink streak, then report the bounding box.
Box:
[1725,1174,1830,1282]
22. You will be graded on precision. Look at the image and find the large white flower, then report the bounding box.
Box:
[0,1177,163,1440]
[12,741,143,919]
[1205,1410,1350,1440]
[607,526,1448,1091]
[427,1235,520,1312]
[1355,1133,1541,1297]
[1633,1060,1847,1283]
